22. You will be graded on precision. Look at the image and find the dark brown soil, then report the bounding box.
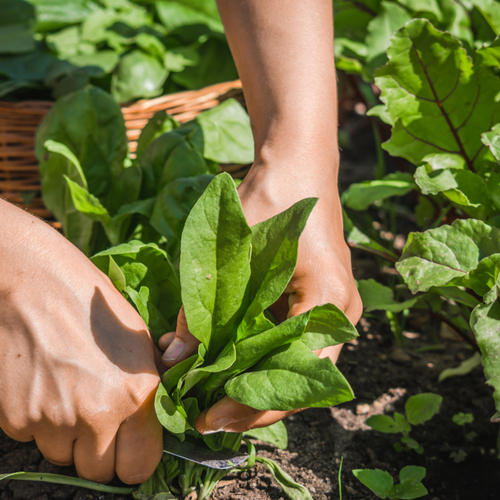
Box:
[1,303,499,500]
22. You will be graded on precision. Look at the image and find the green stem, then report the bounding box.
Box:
[0,472,135,495]
[338,456,343,500]
[386,310,405,347]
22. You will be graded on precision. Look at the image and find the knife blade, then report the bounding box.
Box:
[163,434,249,470]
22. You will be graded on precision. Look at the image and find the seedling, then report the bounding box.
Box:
[353,466,428,499]
[450,412,476,462]
[366,393,442,454]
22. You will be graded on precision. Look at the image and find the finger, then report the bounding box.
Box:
[0,424,34,443]
[158,331,175,351]
[35,433,74,466]
[161,307,201,368]
[115,386,163,485]
[73,429,116,484]
[196,396,302,434]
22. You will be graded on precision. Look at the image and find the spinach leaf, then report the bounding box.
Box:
[150,174,214,261]
[237,198,317,340]
[180,173,252,355]
[245,420,288,449]
[256,456,313,500]
[225,340,354,411]
[92,241,181,337]
[0,0,36,54]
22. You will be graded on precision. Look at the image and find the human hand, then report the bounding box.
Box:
[0,200,163,484]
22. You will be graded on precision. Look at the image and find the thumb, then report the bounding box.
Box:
[158,306,201,368]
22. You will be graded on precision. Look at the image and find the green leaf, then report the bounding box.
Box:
[481,122,500,163]
[0,471,133,495]
[194,99,254,164]
[352,468,393,499]
[365,1,411,77]
[0,0,36,54]
[155,0,224,33]
[225,340,354,411]
[92,241,181,334]
[365,415,402,434]
[468,254,500,296]
[343,210,398,261]
[112,50,168,103]
[136,111,180,160]
[405,393,442,425]
[64,175,119,245]
[395,411,412,433]
[30,0,98,33]
[358,279,419,312]
[399,465,426,483]
[237,198,317,339]
[155,383,190,434]
[172,35,237,89]
[470,290,500,416]
[375,19,500,171]
[256,457,313,500]
[438,351,482,382]
[343,172,416,211]
[140,129,208,196]
[150,174,214,261]
[39,140,93,253]
[68,51,120,74]
[415,166,492,216]
[204,312,311,393]
[391,479,428,499]
[396,219,500,293]
[301,303,359,350]
[180,173,252,355]
[470,0,500,35]
[36,85,127,204]
[245,420,288,449]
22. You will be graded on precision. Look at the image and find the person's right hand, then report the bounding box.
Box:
[0,199,163,485]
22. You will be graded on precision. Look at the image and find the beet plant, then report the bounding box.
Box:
[341,17,500,433]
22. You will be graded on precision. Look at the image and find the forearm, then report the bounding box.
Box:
[216,0,339,189]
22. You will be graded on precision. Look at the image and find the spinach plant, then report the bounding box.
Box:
[353,465,428,500]
[366,393,442,453]
[35,85,254,258]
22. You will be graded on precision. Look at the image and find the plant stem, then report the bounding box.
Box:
[0,472,135,495]
[338,456,343,500]
[428,312,480,352]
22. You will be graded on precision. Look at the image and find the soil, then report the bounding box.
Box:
[1,111,499,500]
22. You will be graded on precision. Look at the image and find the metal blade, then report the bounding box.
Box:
[163,434,248,470]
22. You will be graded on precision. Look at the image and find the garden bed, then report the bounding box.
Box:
[0,305,498,500]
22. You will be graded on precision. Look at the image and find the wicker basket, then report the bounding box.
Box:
[0,80,246,227]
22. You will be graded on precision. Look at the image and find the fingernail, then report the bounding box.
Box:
[211,417,235,431]
[162,339,185,362]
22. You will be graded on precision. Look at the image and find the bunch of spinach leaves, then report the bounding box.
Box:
[35,84,253,258]
[0,0,236,102]
[341,18,500,424]
[88,172,359,499]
